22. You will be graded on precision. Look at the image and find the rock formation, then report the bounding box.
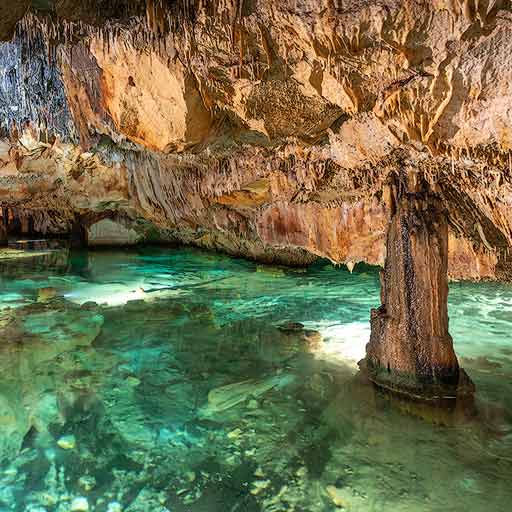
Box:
[0,1,512,279]
[364,172,474,399]
[0,207,7,245]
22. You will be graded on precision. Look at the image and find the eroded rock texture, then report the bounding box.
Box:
[1,1,512,277]
[365,174,473,398]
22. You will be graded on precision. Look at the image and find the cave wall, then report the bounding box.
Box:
[1,1,512,278]
[0,31,76,140]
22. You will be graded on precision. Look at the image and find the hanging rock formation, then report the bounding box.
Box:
[364,174,474,399]
[0,1,512,278]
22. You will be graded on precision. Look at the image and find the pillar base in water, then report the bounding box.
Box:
[359,357,475,401]
[357,361,476,426]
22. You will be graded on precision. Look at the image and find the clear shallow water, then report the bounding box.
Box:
[0,246,511,512]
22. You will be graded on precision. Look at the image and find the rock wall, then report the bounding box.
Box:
[87,218,140,246]
[0,31,75,139]
[1,1,512,279]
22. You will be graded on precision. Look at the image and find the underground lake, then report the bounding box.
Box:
[0,245,511,512]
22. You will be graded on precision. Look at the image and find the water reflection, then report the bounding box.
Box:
[0,247,511,511]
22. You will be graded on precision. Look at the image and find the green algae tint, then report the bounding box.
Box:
[0,246,511,512]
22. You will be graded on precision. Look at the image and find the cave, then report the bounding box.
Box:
[1,1,512,511]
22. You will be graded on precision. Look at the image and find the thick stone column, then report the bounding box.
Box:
[364,178,473,399]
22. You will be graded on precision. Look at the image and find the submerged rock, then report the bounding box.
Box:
[78,476,96,492]
[251,479,271,495]
[0,303,104,462]
[326,485,346,507]
[57,435,76,450]
[37,287,58,302]
[21,308,104,351]
[198,373,294,420]
[70,497,89,512]
[125,488,168,512]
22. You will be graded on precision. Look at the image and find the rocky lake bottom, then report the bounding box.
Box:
[0,245,511,512]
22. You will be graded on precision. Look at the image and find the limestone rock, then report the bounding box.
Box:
[198,374,294,420]
[87,219,140,247]
[365,177,474,398]
[88,37,212,152]
[2,2,512,280]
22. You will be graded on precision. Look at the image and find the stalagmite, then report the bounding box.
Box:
[362,173,474,400]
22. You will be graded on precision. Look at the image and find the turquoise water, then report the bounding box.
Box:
[0,246,511,512]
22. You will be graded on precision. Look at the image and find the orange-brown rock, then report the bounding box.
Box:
[257,201,387,266]
[2,1,512,281]
[214,179,271,209]
[365,178,473,398]
[91,39,212,152]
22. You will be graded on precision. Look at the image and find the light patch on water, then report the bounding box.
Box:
[305,321,370,368]
[64,282,184,306]
[64,282,149,306]
[0,292,26,309]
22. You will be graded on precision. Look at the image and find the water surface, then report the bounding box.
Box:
[0,246,511,512]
